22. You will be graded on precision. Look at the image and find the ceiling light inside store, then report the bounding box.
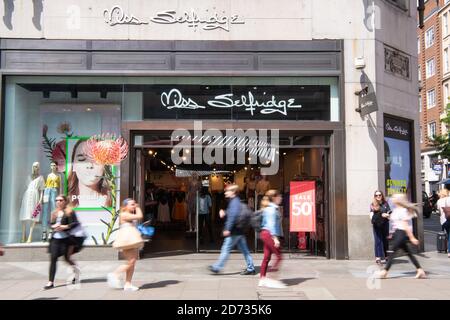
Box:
[171,150,175,154]
[185,149,190,154]
[86,107,92,112]
[182,156,187,161]
[149,150,153,155]
[283,152,287,155]
[244,167,248,170]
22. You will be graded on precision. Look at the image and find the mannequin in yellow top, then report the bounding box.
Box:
[41,162,62,241]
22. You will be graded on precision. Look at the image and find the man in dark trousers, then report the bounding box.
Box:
[208,184,255,275]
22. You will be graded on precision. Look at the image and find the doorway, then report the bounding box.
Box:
[130,130,330,258]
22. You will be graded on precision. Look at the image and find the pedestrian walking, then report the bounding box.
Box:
[44,195,81,290]
[436,189,450,258]
[208,184,255,275]
[0,243,4,256]
[258,190,286,289]
[377,193,426,279]
[108,198,144,291]
[369,190,391,264]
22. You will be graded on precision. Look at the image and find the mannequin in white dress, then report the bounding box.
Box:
[20,162,45,243]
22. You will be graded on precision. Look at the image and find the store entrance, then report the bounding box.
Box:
[131,131,330,258]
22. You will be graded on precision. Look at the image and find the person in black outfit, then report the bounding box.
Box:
[369,190,391,264]
[44,195,81,290]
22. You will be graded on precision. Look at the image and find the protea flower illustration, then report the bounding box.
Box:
[85,133,129,165]
[84,133,129,245]
[57,121,72,136]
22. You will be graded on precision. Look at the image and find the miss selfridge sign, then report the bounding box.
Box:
[103,5,245,32]
[143,84,331,120]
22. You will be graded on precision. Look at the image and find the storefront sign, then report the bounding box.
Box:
[104,5,245,32]
[161,88,302,116]
[289,181,316,232]
[144,84,331,120]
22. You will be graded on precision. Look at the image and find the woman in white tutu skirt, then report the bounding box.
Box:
[108,198,144,291]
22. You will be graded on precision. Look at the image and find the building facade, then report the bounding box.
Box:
[419,0,450,195]
[0,0,420,259]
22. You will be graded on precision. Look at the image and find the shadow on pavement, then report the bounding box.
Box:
[32,297,59,300]
[140,280,180,290]
[80,277,106,284]
[281,277,315,286]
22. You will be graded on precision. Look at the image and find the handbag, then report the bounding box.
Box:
[32,203,42,219]
[137,220,155,237]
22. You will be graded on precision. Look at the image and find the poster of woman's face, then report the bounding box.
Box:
[67,138,112,209]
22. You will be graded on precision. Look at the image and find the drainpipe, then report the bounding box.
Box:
[418,0,425,29]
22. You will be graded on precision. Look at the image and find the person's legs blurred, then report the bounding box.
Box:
[236,236,255,272]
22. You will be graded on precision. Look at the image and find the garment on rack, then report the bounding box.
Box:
[158,202,171,222]
[172,198,187,221]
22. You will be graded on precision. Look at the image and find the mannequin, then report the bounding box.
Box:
[41,162,61,241]
[186,173,202,232]
[19,162,45,243]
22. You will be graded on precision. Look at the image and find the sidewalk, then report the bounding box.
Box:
[0,250,449,300]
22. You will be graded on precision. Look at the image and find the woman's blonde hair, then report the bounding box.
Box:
[391,193,418,216]
[439,189,449,198]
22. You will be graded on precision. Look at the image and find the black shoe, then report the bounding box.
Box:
[240,269,256,275]
[208,265,219,274]
[43,283,54,290]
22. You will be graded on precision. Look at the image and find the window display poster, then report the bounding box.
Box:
[290,181,316,232]
[384,116,413,201]
[66,137,115,210]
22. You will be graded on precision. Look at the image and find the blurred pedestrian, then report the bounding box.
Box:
[0,243,4,256]
[437,189,450,258]
[258,190,286,289]
[44,195,80,290]
[208,184,255,275]
[369,190,391,264]
[377,193,426,279]
[108,198,144,291]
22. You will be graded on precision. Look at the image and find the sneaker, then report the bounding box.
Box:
[72,266,81,284]
[240,269,256,275]
[415,269,426,279]
[43,282,54,290]
[375,270,388,279]
[208,265,219,274]
[380,260,387,265]
[123,284,139,292]
[263,278,287,289]
[107,273,122,289]
[258,278,267,287]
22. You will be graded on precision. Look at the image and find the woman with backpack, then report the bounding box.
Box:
[369,190,391,265]
[258,190,286,289]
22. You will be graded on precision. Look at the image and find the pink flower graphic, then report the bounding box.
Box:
[85,134,129,166]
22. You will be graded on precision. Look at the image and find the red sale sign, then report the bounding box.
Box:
[290,181,316,232]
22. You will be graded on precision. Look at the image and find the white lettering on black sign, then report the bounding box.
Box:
[160,89,303,116]
[385,122,408,136]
